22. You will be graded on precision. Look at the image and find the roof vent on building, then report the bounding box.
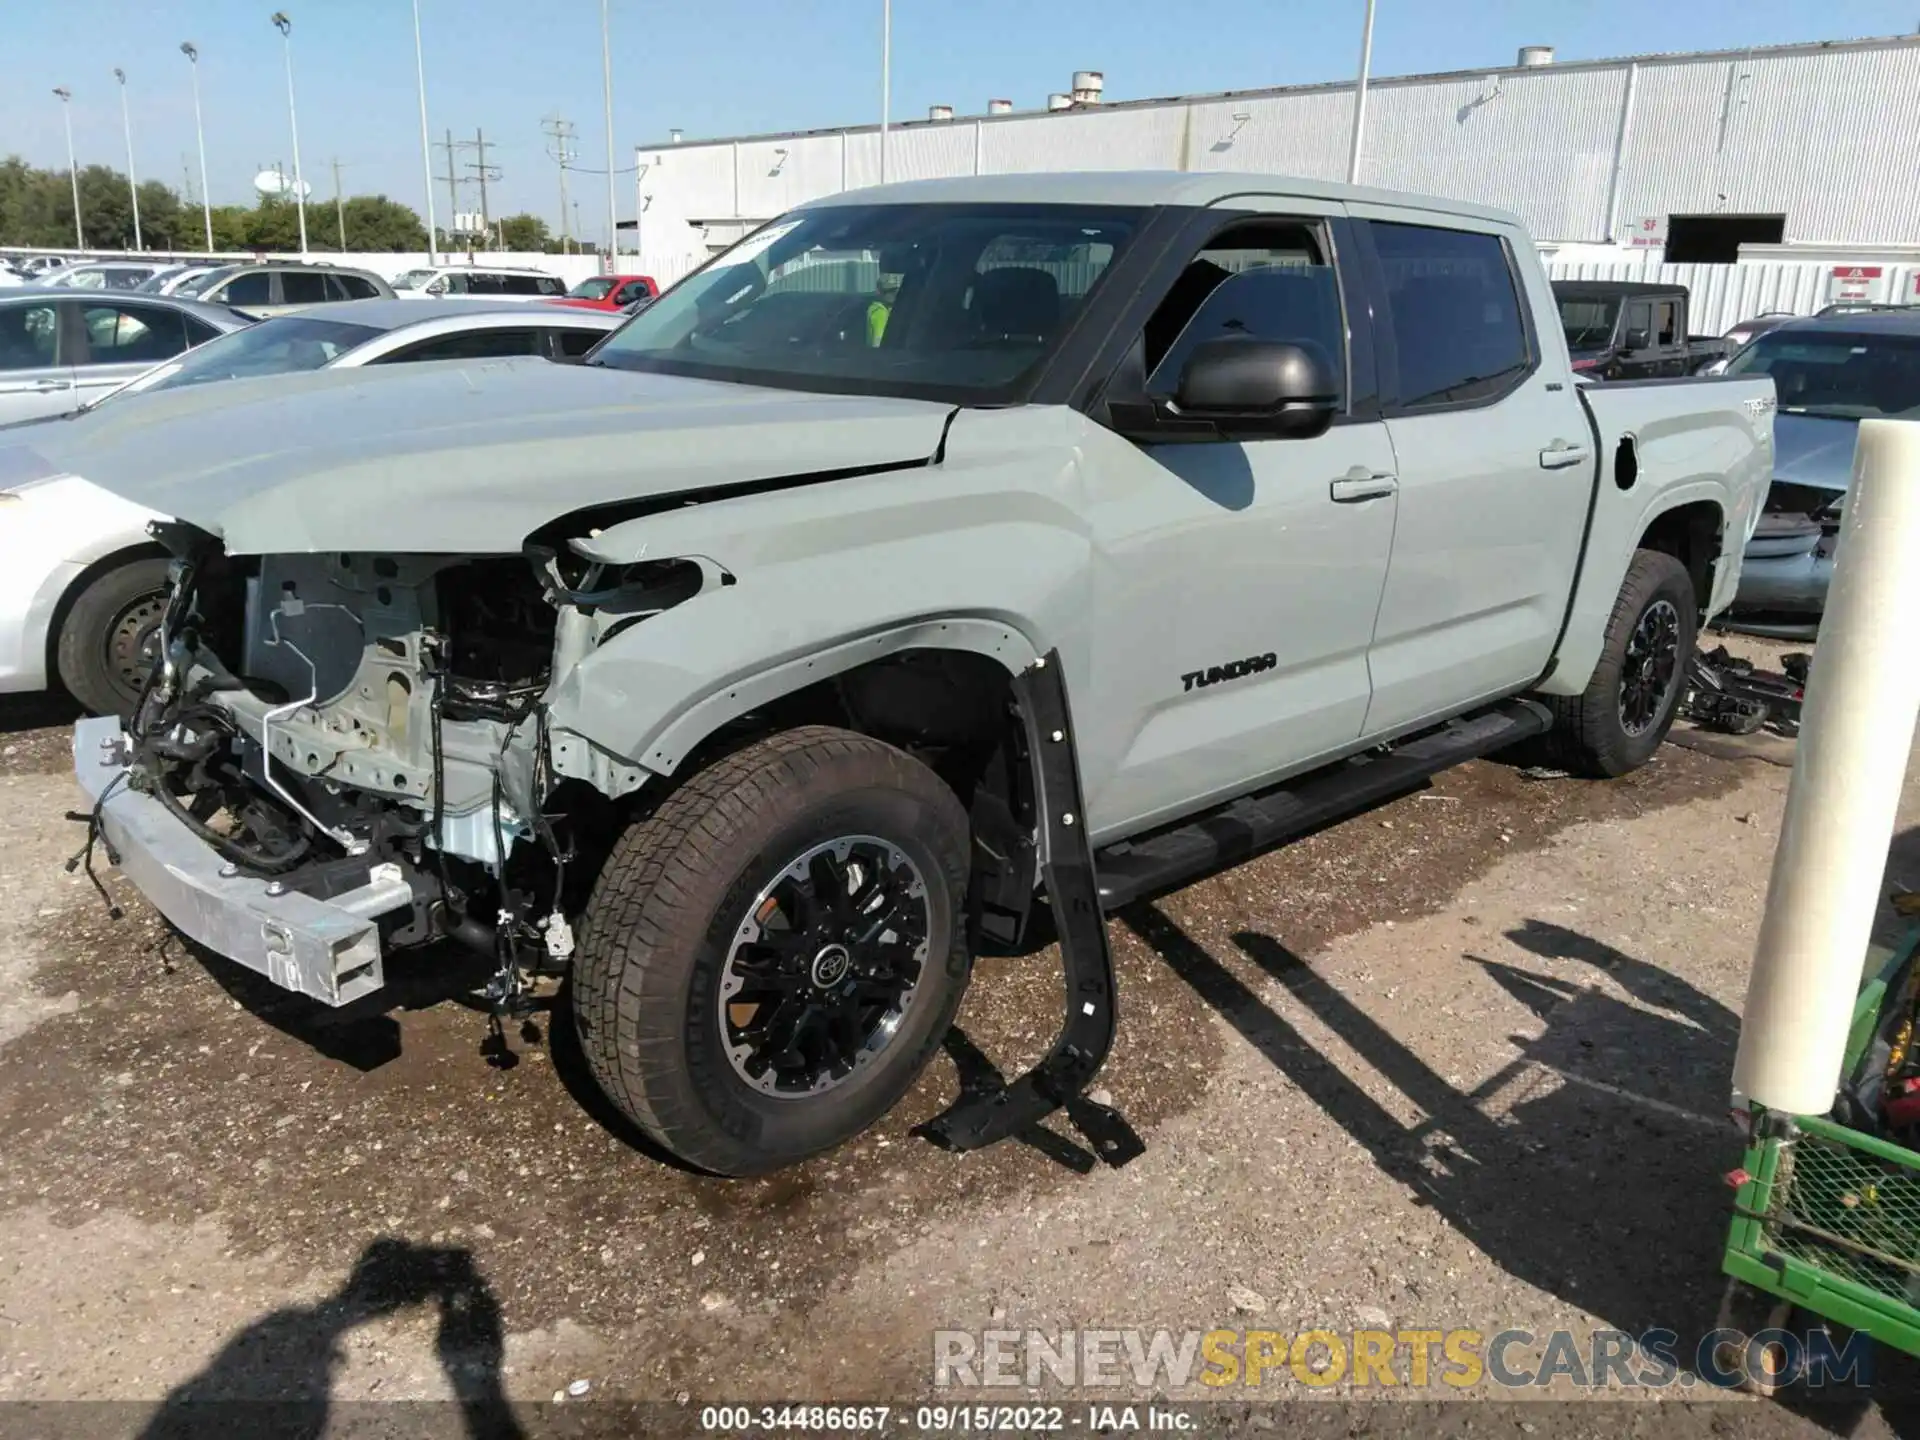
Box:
[987,98,1013,115]
[1517,45,1554,67]
[1071,70,1105,104]
[1047,93,1073,111]
[668,128,684,144]
[928,104,954,121]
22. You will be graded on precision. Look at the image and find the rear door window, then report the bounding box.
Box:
[73,303,192,366]
[552,327,603,360]
[1367,221,1531,409]
[220,271,274,307]
[279,271,332,306]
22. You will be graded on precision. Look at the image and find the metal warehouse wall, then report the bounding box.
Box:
[638,34,1920,250]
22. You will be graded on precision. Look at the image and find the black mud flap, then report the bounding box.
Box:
[916,651,1139,1166]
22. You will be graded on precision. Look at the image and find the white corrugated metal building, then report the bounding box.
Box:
[631,30,1920,323]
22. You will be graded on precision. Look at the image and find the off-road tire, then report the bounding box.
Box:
[1539,547,1697,777]
[571,726,973,1175]
[55,558,171,719]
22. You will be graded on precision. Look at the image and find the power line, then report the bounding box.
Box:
[459,129,501,245]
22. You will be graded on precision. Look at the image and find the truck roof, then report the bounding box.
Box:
[1550,280,1688,298]
[801,171,1523,229]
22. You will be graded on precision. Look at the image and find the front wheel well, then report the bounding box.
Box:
[43,543,168,694]
[668,646,1038,952]
[1635,501,1724,616]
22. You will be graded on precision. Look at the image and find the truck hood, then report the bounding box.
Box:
[4,359,955,554]
[1772,411,1858,495]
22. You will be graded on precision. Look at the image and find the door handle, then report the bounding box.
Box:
[1539,441,1591,470]
[1329,470,1397,504]
[31,380,71,392]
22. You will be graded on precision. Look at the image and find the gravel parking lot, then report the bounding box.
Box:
[1,643,1917,1434]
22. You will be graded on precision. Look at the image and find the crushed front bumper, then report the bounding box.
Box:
[72,714,415,1006]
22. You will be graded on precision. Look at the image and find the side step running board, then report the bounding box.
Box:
[1093,699,1553,912]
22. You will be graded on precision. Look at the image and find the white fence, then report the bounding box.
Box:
[1544,258,1920,335]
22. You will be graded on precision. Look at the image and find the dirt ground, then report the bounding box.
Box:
[2,640,1918,1437]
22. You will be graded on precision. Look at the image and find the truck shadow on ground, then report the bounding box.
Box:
[1122,905,1915,1423]
[136,1236,523,1440]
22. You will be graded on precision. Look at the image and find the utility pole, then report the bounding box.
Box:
[436,128,463,253]
[1347,0,1377,184]
[543,114,577,255]
[461,129,500,249]
[331,157,347,250]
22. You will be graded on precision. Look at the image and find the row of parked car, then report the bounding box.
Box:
[1552,278,1920,637]
[0,269,647,714]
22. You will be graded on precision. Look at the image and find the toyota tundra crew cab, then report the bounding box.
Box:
[28,173,1773,1176]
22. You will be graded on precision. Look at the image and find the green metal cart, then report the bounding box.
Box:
[1723,927,1920,1372]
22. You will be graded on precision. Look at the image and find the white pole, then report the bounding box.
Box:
[601,0,618,270]
[54,89,83,249]
[1346,0,1376,184]
[113,69,142,250]
[181,45,213,252]
[411,0,439,265]
[272,13,308,257]
[879,0,892,184]
[1733,418,1920,1115]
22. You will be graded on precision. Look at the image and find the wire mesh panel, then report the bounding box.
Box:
[1765,1127,1920,1304]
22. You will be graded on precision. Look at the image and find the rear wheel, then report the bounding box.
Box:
[55,558,171,719]
[571,726,973,1175]
[1540,548,1697,777]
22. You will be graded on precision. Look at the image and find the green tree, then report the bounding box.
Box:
[339,195,428,251]
[496,212,550,252]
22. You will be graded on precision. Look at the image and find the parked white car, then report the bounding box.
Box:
[0,298,620,716]
[390,265,569,301]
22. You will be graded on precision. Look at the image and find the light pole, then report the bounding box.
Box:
[411,0,438,264]
[112,68,142,250]
[270,11,309,256]
[180,43,214,252]
[600,0,617,268]
[880,0,891,183]
[1346,0,1377,184]
[52,88,83,248]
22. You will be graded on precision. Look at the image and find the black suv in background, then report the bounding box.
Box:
[1553,280,1730,380]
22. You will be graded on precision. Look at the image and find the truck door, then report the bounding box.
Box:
[1076,211,1400,838]
[1348,214,1591,737]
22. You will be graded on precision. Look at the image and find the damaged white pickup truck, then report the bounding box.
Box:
[36,174,1773,1175]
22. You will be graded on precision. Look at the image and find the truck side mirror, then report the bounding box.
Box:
[1624,327,1651,350]
[1166,337,1339,441]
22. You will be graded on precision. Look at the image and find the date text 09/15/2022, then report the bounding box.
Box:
[698,1404,1193,1432]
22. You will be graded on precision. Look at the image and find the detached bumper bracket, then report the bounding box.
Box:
[917,651,1135,1163]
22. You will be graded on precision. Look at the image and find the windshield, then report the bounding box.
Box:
[1724,330,1920,420]
[1558,295,1619,350]
[592,202,1142,402]
[391,269,438,292]
[568,276,616,300]
[105,316,383,402]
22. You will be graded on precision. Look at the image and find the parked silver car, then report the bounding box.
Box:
[0,290,248,425]
[104,297,621,406]
[42,262,167,292]
[168,262,394,317]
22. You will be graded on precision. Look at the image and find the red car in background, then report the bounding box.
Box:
[553,274,658,311]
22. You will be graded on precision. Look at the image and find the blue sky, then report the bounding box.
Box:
[3,0,1915,232]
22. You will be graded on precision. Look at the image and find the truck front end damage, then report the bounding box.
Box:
[77,522,703,1008]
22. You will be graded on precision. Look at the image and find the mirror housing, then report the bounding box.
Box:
[1163,337,1339,440]
[1624,327,1651,350]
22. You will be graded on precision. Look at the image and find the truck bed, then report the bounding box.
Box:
[1539,374,1775,698]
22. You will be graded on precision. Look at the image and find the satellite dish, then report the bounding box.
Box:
[252,168,312,199]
